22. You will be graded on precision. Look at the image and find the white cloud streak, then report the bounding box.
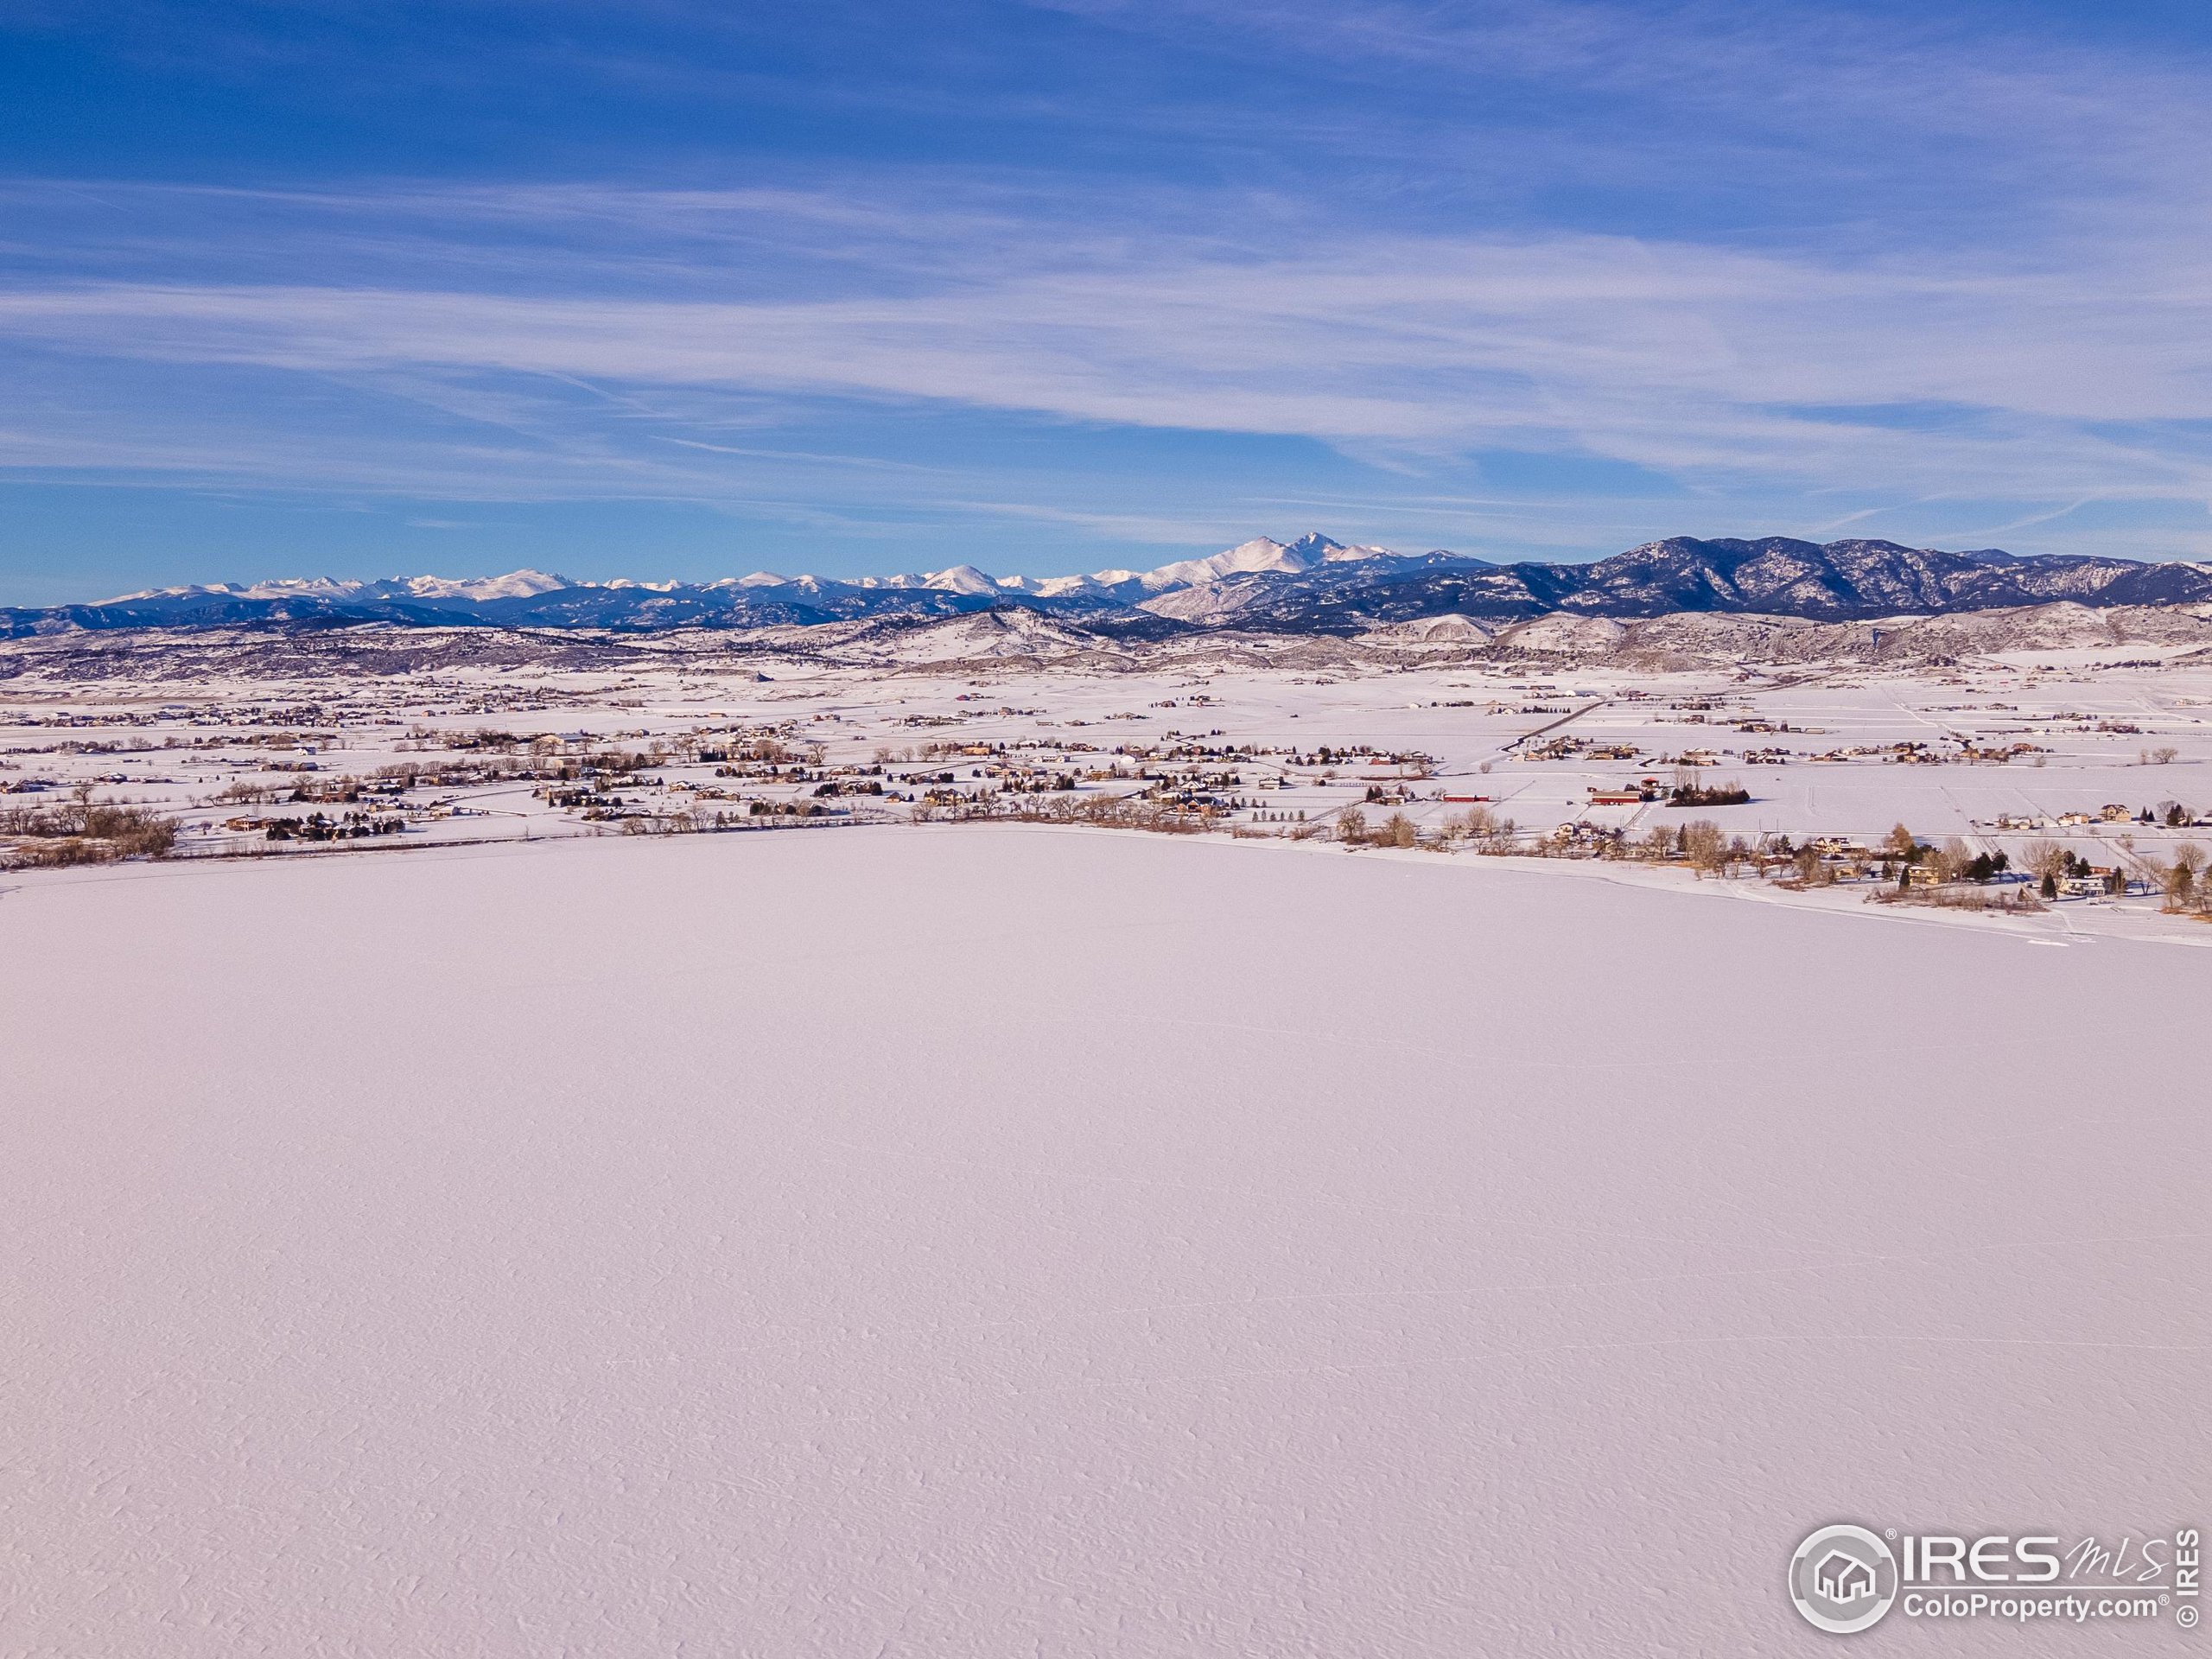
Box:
[3,225,2210,505]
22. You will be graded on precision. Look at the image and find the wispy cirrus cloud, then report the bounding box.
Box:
[6,222,2211,496]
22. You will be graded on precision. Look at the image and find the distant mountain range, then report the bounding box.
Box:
[10,534,2212,639]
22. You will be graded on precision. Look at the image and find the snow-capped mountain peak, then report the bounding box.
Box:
[921,564,1001,596]
[232,577,372,601]
[42,533,2209,642]
[1123,537,1308,592]
[398,569,572,601]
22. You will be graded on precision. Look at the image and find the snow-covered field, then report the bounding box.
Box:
[4,826,2204,1656]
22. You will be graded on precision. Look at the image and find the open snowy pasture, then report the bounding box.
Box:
[3,827,2205,1656]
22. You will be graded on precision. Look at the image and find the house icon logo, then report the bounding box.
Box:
[1789,1524,1898,1633]
[1815,1550,1876,1604]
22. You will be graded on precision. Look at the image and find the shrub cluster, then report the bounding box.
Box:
[0,795,177,866]
[1668,779,1751,807]
[928,791,1205,834]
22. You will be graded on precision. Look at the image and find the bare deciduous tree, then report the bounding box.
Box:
[2165,844,2202,912]
[1681,819,1726,876]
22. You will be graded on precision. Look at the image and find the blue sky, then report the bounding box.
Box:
[4,0,2212,602]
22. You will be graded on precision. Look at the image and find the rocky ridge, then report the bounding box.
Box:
[15,534,2212,640]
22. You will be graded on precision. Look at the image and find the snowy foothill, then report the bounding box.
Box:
[3,826,2206,1655]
